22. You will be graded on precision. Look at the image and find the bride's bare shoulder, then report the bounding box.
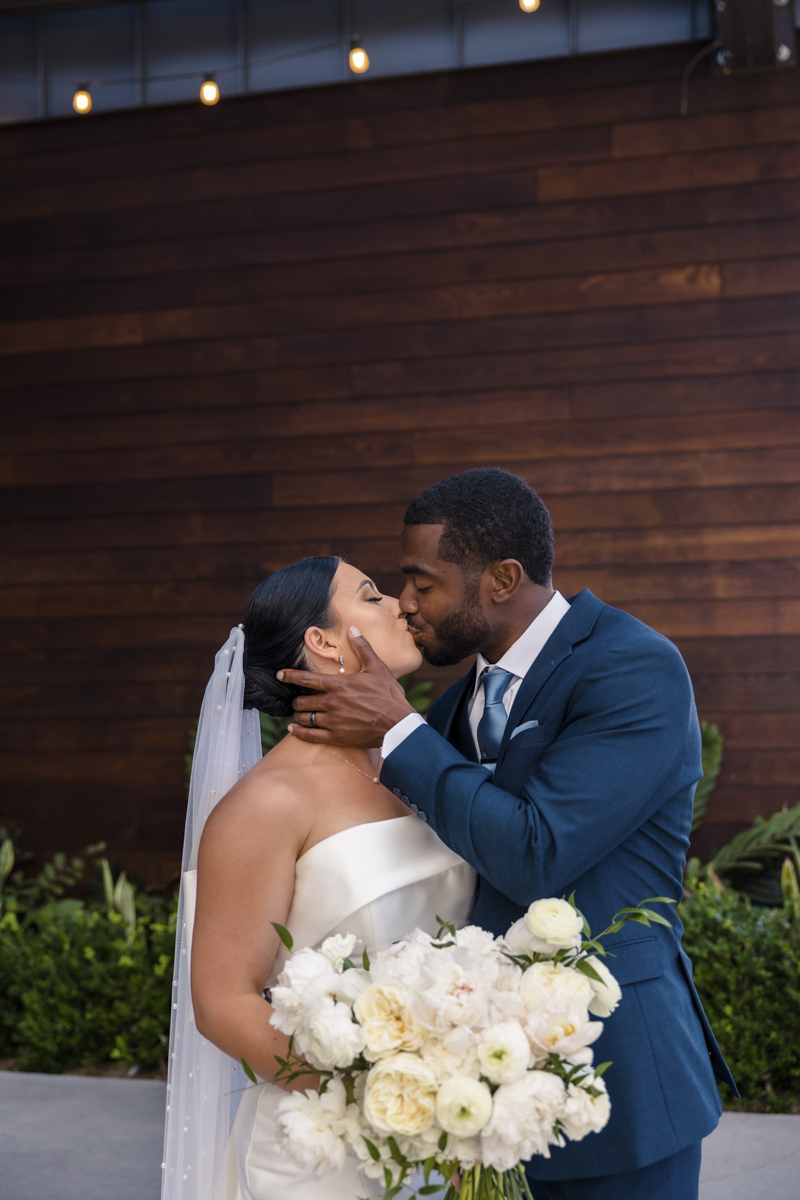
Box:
[200,741,317,857]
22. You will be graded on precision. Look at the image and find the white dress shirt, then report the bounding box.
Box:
[381,591,571,761]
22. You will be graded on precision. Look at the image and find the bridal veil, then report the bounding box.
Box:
[162,626,262,1200]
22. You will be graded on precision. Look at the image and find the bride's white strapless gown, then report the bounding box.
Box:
[226,815,477,1200]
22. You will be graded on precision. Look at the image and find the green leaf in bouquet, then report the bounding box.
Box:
[362,947,371,971]
[435,915,457,939]
[384,1166,393,1189]
[437,1130,448,1151]
[387,1137,408,1167]
[241,1057,257,1084]
[341,957,355,972]
[574,958,604,984]
[385,1185,404,1200]
[319,1078,328,1094]
[362,1136,381,1162]
[419,1186,446,1194]
[593,1060,612,1077]
[636,897,677,906]
[271,922,294,950]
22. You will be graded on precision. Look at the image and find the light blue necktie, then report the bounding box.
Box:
[477,668,513,763]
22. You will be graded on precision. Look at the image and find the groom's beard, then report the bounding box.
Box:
[417,579,491,668]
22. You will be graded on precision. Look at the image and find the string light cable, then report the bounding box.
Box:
[0,0,541,104]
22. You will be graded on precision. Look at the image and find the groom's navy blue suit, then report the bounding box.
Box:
[382,590,735,1188]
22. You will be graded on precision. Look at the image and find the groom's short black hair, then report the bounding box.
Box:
[404,468,554,585]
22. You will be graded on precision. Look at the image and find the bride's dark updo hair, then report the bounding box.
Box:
[242,556,340,718]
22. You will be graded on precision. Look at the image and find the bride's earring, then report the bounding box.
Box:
[338,655,346,674]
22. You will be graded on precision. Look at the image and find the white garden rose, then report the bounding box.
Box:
[584,957,622,1018]
[276,1077,363,1174]
[363,1052,438,1136]
[525,999,603,1063]
[477,1022,531,1084]
[295,996,367,1070]
[435,1075,494,1137]
[519,961,594,1012]
[354,982,427,1057]
[559,1077,611,1141]
[481,1070,566,1170]
[319,934,358,969]
[524,899,584,954]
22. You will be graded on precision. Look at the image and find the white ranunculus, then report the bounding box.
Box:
[560,1077,611,1141]
[519,961,594,1012]
[295,996,367,1070]
[584,957,622,1018]
[363,1052,439,1137]
[319,933,358,969]
[525,998,603,1063]
[504,917,536,956]
[409,947,496,1032]
[354,982,427,1057]
[477,1022,531,1084]
[436,1075,494,1137]
[269,948,338,1035]
[420,1035,480,1082]
[481,1070,566,1170]
[524,899,584,954]
[276,1077,362,1174]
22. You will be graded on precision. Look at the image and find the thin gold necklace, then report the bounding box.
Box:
[324,745,380,784]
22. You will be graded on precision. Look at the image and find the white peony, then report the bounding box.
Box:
[276,1077,362,1174]
[525,999,603,1063]
[524,899,584,954]
[301,966,368,1011]
[269,948,338,1035]
[560,1077,611,1141]
[372,929,434,983]
[354,982,427,1057]
[477,1022,531,1084]
[420,1035,480,1082]
[584,957,622,1018]
[409,947,496,1032]
[319,934,358,969]
[363,1052,439,1137]
[295,996,367,1070]
[436,1075,494,1137]
[481,1070,566,1170]
[455,926,501,956]
[519,961,594,1012]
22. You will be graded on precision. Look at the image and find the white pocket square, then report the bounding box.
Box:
[510,720,540,740]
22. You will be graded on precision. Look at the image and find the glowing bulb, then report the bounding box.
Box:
[72,88,92,114]
[200,79,220,105]
[349,46,369,74]
[519,0,540,10]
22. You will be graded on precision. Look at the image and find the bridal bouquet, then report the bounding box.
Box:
[251,895,672,1200]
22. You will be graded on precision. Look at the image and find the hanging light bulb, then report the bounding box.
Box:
[72,86,92,114]
[349,45,369,74]
[519,0,540,10]
[200,78,220,105]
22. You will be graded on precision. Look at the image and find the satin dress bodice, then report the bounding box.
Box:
[229,815,477,1200]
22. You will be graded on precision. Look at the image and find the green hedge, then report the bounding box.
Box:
[680,882,800,1111]
[0,897,177,1073]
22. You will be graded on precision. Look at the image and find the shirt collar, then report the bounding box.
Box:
[472,591,571,698]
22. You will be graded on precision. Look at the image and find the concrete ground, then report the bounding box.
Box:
[0,1071,797,1199]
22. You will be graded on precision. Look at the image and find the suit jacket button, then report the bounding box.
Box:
[401,794,410,804]
[392,787,402,797]
[418,810,429,823]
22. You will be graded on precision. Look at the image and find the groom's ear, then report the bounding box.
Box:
[488,559,525,604]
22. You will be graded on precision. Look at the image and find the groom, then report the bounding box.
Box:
[280,467,735,1200]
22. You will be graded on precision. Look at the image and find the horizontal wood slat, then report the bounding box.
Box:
[2,41,798,877]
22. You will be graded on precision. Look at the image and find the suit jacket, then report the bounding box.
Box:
[382,589,736,1181]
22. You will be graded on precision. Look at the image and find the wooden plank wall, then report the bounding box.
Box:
[1,42,799,882]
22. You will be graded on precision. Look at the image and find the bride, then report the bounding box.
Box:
[162,556,477,1200]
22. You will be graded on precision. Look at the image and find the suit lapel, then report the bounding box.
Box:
[495,590,605,772]
[431,664,476,746]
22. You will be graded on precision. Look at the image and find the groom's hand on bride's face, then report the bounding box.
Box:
[277,627,415,748]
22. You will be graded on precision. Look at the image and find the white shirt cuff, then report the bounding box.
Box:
[380,712,426,761]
